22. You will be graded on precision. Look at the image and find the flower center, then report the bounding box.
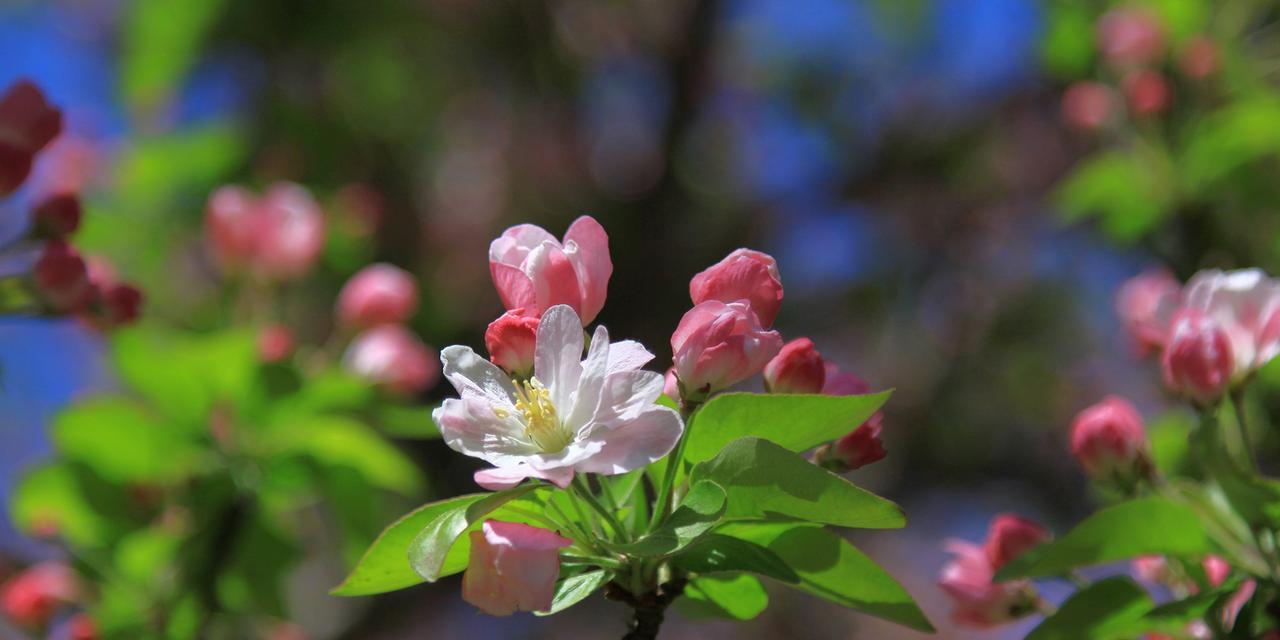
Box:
[511,378,571,453]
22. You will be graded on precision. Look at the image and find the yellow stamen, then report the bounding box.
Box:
[511,378,571,452]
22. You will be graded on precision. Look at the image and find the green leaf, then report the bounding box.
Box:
[408,486,540,582]
[332,491,534,596]
[111,328,257,427]
[536,570,612,616]
[1026,577,1153,640]
[680,574,769,621]
[270,414,422,494]
[690,437,904,529]
[1181,97,1280,191]
[1056,151,1172,242]
[1100,590,1222,639]
[10,463,111,547]
[122,0,228,112]
[682,392,890,465]
[723,523,933,632]
[998,498,1210,580]
[373,404,441,439]
[1039,3,1095,78]
[608,481,726,557]
[671,534,799,583]
[1149,411,1195,478]
[53,397,204,483]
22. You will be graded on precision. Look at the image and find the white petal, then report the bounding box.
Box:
[606,340,654,375]
[566,325,610,436]
[593,370,665,428]
[534,305,584,406]
[440,345,517,406]
[435,398,538,465]
[574,406,684,475]
[474,464,573,490]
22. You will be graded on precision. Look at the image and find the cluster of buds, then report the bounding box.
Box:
[204,182,325,281]
[0,562,93,637]
[0,80,142,329]
[1061,9,1219,132]
[938,514,1050,628]
[337,262,439,396]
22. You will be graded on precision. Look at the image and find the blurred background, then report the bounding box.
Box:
[0,0,1273,637]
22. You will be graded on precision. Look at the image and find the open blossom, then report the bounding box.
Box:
[1116,269,1181,355]
[939,539,1041,628]
[689,249,784,327]
[1162,309,1233,406]
[0,80,62,195]
[0,562,79,628]
[488,216,611,325]
[1070,396,1152,486]
[462,520,572,616]
[345,325,440,396]
[336,263,419,329]
[984,515,1050,570]
[764,338,826,394]
[204,182,325,281]
[1184,268,1280,381]
[671,300,782,397]
[485,310,539,377]
[435,304,683,489]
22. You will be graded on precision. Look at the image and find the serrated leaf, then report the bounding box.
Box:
[671,534,799,583]
[608,481,725,557]
[1025,577,1152,640]
[536,570,611,616]
[997,497,1210,580]
[690,437,904,529]
[682,392,890,465]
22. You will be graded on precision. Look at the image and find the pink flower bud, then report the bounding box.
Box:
[1162,309,1233,406]
[33,240,91,311]
[344,325,440,396]
[1179,36,1218,79]
[1070,395,1152,486]
[1061,82,1116,132]
[764,338,826,393]
[816,422,886,471]
[258,324,296,363]
[336,263,418,329]
[65,613,97,640]
[1123,70,1171,116]
[484,310,539,376]
[1097,8,1164,67]
[462,520,572,616]
[663,367,681,404]
[30,194,80,238]
[1203,555,1230,588]
[0,142,32,196]
[671,299,783,396]
[252,182,325,281]
[0,563,78,628]
[204,185,261,270]
[94,283,143,329]
[0,81,61,195]
[1184,268,1280,380]
[689,248,784,327]
[489,216,611,324]
[1116,269,1182,355]
[984,514,1050,570]
[939,540,1041,628]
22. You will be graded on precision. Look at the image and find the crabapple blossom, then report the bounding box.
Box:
[1179,36,1218,79]
[689,248,784,327]
[1061,82,1115,132]
[30,193,80,238]
[1184,268,1280,381]
[485,310,539,377]
[336,263,418,329]
[1162,309,1233,406]
[938,538,1041,628]
[1070,395,1152,487]
[813,364,887,471]
[435,304,683,490]
[1123,70,1171,116]
[461,520,572,616]
[33,240,91,311]
[671,300,782,397]
[1097,8,1164,67]
[0,80,61,195]
[0,562,78,628]
[1116,269,1181,355]
[205,185,260,269]
[258,324,296,363]
[345,324,439,396]
[764,337,826,394]
[203,182,325,281]
[984,514,1050,570]
[488,216,611,324]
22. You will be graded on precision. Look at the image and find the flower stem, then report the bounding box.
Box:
[1229,388,1257,471]
[573,476,630,542]
[649,400,701,530]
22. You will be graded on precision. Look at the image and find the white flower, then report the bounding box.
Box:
[433,304,684,489]
[1185,268,1280,380]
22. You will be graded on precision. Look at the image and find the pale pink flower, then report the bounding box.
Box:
[764,337,826,394]
[689,248,784,327]
[671,300,782,396]
[1162,309,1233,406]
[1203,555,1230,588]
[435,304,683,490]
[938,540,1040,628]
[252,182,325,281]
[258,324,296,363]
[336,263,418,329]
[488,216,611,325]
[345,325,439,396]
[1115,269,1181,355]
[1070,395,1152,485]
[1185,268,1280,381]
[1061,82,1115,132]
[1097,8,1164,67]
[462,520,572,616]
[484,310,539,377]
[984,514,1050,571]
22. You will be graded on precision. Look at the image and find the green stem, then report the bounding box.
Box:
[650,401,701,530]
[574,476,629,542]
[1229,389,1258,471]
[501,505,564,532]
[562,554,626,570]
[547,497,599,552]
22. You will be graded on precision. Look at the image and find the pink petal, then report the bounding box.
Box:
[489,261,537,312]
[574,406,683,475]
[563,216,612,325]
[474,464,574,490]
